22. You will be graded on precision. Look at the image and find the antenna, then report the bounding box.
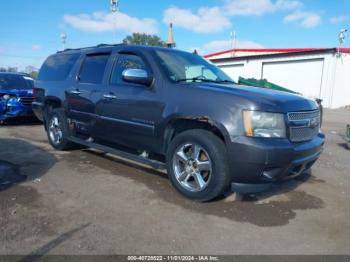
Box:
[339,29,348,44]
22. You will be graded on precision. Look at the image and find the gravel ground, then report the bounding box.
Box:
[0,108,350,255]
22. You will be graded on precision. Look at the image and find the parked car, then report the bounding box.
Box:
[0,72,35,122]
[33,44,325,201]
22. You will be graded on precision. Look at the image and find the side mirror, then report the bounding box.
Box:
[122,69,153,86]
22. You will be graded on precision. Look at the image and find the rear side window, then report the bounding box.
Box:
[78,54,110,84]
[38,53,80,81]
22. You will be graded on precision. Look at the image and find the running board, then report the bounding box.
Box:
[68,136,166,171]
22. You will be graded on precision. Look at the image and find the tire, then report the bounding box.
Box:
[46,108,75,150]
[166,129,231,202]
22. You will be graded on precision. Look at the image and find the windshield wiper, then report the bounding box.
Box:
[176,77,218,83]
[176,78,236,84]
[217,80,236,84]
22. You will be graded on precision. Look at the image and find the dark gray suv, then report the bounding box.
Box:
[33,44,325,201]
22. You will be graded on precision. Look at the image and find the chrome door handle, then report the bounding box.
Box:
[103,94,117,99]
[70,90,82,95]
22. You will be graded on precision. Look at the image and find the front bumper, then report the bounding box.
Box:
[0,110,34,121]
[0,102,34,121]
[227,133,325,193]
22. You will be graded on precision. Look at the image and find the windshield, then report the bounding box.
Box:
[154,50,234,83]
[0,74,31,90]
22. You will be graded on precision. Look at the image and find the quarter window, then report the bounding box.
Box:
[79,54,110,84]
[111,54,147,85]
[38,53,80,81]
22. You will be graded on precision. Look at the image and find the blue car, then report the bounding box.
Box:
[0,72,35,122]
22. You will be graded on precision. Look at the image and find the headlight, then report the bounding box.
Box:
[7,97,19,105]
[2,94,10,100]
[243,110,286,138]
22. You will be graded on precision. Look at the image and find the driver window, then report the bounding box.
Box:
[111,54,147,85]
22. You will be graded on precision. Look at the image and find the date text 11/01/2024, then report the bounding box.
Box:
[127,255,220,261]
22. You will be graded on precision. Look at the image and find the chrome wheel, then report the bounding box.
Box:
[172,143,212,192]
[48,116,63,145]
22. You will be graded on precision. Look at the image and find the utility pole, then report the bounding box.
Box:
[60,33,67,51]
[111,0,119,44]
[230,31,236,57]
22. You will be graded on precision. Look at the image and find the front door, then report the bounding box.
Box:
[96,52,165,152]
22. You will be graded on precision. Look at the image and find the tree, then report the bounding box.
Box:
[29,71,38,79]
[7,67,18,73]
[25,65,39,79]
[123,33,166,47]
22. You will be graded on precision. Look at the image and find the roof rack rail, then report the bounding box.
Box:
[57,43,124,53]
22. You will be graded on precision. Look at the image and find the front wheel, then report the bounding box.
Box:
[166,129,231,202]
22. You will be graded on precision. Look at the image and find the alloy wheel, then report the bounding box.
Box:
[172,143,212,192]
[49,116,63,145]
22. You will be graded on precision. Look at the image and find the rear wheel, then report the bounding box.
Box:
[166,129,231,202]
[46,108,75,150]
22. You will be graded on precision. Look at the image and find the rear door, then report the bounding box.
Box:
[95,52,165,151]
[66,52,110,136]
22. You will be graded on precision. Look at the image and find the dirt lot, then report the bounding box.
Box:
[0,109,350,255]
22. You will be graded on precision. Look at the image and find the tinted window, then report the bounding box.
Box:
[38,53,80,81]
[111,54,147,85]
[0,74,30,90]
[79,54,110,84]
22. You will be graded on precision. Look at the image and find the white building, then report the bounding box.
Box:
[205,48,350,108]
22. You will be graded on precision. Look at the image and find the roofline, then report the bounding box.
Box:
[207,48,345,63]
[204,47,350,58]
[55,43,182,55]
[56,43,126,54]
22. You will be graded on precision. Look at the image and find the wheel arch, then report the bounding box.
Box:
[162,116,230,154]
[42,97,63,130]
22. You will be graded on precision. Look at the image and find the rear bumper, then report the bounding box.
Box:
[227,133,325,193]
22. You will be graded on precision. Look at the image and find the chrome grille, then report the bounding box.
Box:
[288,110,320,121]
[287,110,320,142]
[19,97,34,106]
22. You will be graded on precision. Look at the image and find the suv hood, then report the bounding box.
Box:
[193,83,318,112]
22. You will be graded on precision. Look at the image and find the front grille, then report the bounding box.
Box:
[287,110,320,142]
[290,125,320,142]
[19,97,34,106]
[288,110,320,121]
